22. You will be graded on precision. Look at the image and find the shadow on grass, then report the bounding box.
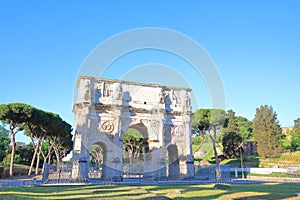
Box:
[0,183,299,199]
[0,189,147,200]
[0,185,127,193]
[141,183,300,199]
[232,194,297,200]
[0,186,143,200]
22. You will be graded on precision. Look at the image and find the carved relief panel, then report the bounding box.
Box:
[103,82,113,98]
[149,120,160,141]
[83,80,90,101]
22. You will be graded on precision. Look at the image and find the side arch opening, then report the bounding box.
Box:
[89,142,107,179]
[167,144,180,180]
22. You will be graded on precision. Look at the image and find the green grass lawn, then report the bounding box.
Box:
[220,156,260,168]
[0,183,299,200]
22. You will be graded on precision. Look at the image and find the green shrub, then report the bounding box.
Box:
[5,154,21,165]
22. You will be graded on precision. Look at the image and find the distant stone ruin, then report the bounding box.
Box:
[71,76,194,181]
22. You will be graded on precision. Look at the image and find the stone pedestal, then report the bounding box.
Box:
[186,161,195,179]
[42,163,50,183]
[71,159,89,182]
[157,158,167,180]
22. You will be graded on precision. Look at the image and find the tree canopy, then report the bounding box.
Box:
[192,109,226,133]
[222,110,242,159]
[253,105,284,158]
[236,116,253,140]
[0,103,72,176]
[289,118,300,151]
[222,110,239,134]
[0,103,36,176]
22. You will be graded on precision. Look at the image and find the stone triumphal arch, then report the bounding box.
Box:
[71,76,194,181]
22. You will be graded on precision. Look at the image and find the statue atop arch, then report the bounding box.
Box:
[71,76,194,181]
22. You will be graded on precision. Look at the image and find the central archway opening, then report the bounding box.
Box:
[122,124,149,178]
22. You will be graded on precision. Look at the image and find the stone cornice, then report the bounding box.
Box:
[79,76,192,91]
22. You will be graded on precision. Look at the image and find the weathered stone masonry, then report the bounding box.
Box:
[71,76,195,180]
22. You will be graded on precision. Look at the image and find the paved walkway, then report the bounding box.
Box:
[246,176,300,183]
[1,176,300,187]
[0,175,42,187]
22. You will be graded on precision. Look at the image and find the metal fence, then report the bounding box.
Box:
[42,162,232,184]
[195,164,231,183]
[43,163,72,184]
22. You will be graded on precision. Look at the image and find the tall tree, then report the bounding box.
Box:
[25,107,49,176]
[192,108,226,182]
[222,110,242,159]
[222,110,239,134]
[48,118,73,167]
[25,109,73,175]
[236,116,253,140]
[0,103,34,176]
[289,118,300,151]
[253,105,284,158]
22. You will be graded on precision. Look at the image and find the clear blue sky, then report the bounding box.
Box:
[0,1,299,143]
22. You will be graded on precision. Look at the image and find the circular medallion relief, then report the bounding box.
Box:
[174,126,183,136]
[100,121,114,133]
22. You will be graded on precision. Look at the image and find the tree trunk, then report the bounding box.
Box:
[126,146,133,171]
[41,143,52,174]
[35,136,45,175]
[48,152,51,164]
[9,133,16,176]
[42,158,46,174]
[35,147,41,175]
[28,137,40,176]
[8,121,17,177]
[41,149,46,174]
[53,146,61,168]
[193,134,205,156]
[209,126,221,182]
